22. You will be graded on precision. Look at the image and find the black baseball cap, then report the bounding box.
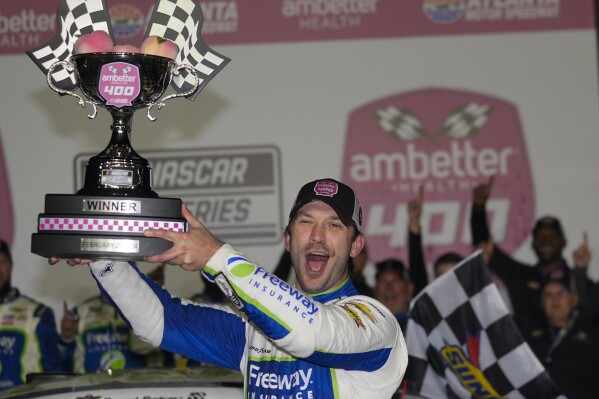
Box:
[541,271,573,294]
[288,178,362,232]
[532,216,564,238]
[375,259,411,283]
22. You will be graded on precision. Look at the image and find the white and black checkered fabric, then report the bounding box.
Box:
[405,251,565,399]
[26,0,113,92]
[145,0,230,100]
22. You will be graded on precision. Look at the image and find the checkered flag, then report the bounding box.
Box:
[374,106,427,140]
[442,102,493,139]
[145,0,230,100]
[405,251,565,398]
[26,0,114,92]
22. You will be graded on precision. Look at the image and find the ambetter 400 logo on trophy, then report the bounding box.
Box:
[27,0,229,259]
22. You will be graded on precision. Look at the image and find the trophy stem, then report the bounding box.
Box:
[77,108,158,197]
[113,108,135,142]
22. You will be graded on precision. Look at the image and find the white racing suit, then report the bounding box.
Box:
[89,244,408,398]
[0,289,62,391]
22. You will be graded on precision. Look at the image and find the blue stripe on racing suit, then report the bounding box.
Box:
[89,244,407,398]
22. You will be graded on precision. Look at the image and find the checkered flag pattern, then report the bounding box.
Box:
[374,106,426,140]
[442,102,493,139]
[26,0,113,92]
[405,251,565,399]
[145,0,230,100]
[39,217,185,233]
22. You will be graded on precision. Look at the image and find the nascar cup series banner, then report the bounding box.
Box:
[0,0,598,309]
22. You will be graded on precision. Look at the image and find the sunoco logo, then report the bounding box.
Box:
[441,335,500,398]
[75,146,283,246]
[342,88,534,264]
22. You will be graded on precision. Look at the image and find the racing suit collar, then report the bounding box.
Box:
[309,277,359,303]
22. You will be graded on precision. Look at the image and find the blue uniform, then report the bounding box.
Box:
[89,244,408,398]
[0,289,62,391]
[61,295,174,372]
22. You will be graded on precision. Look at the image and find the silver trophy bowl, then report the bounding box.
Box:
[31,53,199,260]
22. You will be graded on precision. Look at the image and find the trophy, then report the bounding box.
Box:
[27,0,229,260]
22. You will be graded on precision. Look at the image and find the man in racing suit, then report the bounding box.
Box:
[60,294,174,372]
[0,240,62,391]
[52,178,408,398]
[60,264,174,372]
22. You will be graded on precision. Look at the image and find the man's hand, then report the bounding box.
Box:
[408,186,424,234]
[144,204,224,271]
[573,232,591,269]
[48,258,91,266]
[60,301,79,342]
[473,175,495,207]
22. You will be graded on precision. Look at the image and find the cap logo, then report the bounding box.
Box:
[313,180,338,197]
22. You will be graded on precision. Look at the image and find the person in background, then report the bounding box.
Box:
[470,176,594,331]
[523,274,599,399]
[374,259,414,332]
[348,244,374,297]
[432,252,464,279]
[60,264,174,372]
[373,187,440,331]
[406,187,457,287]
[51,178,408,398]
[0,240,62,390]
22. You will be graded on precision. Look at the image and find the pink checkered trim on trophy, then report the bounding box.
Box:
[38,217,185,232]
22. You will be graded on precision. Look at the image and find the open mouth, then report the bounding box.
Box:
[306,253,328,273]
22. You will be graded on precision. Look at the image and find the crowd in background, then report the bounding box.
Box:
[354,178,599,398]
[1,177,598,398]
[0,245,225,391]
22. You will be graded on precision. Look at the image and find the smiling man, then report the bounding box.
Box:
[373,259,415,332]
[523,275,599,399]
[470,177,594,333]
[51,178,407,398]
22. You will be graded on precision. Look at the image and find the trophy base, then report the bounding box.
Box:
[31,234,173,261]
[31,194,187,260]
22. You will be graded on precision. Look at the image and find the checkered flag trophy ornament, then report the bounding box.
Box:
[144,0,230,100]
[404,251,565,398]
[27,0,230,260]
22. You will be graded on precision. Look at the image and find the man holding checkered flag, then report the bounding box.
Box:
[404,251,565,399]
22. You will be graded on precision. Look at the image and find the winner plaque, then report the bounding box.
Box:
[27,0,229,260]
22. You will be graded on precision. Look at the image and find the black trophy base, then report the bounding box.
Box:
[31,194,187,261]
[31,234,173,261]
